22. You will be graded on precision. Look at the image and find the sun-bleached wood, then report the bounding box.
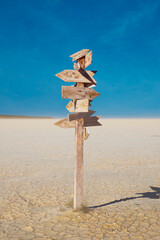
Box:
[70,49,89,61]
[66,99,89,113]
[74,118,84,209]
[66,101,74,112]
[73,56,86,209]
[84,127,89,140]
[68,110,95,121]
[62,86,100,100]
[55,70,97,84]
[54,118,75,128]
[85,51,92,68]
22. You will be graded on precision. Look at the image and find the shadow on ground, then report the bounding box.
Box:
[90,186,160,209]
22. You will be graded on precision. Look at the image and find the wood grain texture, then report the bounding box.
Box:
[62,86,100,100]
[74,56,85,209]
[85,50,92,68]
[56,70,97,84]
[66,99,89,113]
[70,49,89,61]
[74,118,84,209]
[54,118,75,128]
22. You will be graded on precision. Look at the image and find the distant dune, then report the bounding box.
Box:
[0,115,53,119]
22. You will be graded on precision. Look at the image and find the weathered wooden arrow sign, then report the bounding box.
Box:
[68,110,95,121]
[54,118,75,128]
[66,99,89,113]
[85,51,92,68]
[70,49,89,61]
[55,70,97,84]
[62,86,100,100]
[68,111,101,127]
[55,115,101,128]
[83,116,101,127]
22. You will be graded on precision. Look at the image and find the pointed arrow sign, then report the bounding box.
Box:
[68,113,101,128]
[62,86,100,100]
[68,110,95,121]
[66,99,89,113]
[54,118,75,128]
[55,116,101,128]
[84,116,101,127]
[55,70,97,84]
[70,49,89,61]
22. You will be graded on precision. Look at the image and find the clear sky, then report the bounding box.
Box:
[0,0,160,117]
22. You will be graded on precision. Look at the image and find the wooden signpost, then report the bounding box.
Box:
[55,49,101,209]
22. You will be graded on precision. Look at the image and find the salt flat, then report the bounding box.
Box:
[0,118,160,239]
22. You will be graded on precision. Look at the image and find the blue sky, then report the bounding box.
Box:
[0,0,160,117]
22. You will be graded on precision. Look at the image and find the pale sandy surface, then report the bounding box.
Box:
[0,118,160,239]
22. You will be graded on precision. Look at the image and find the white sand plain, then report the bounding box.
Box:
[0,118,160,239]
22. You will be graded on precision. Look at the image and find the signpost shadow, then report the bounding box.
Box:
[89,186,160,209]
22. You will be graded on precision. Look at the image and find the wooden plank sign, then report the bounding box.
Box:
[70,49,89,61]
[54,118,75,128]
[68,112,101,127]
[85,51,92,68]
[56,70,97,84]
[62,86,100,100]
[84,116,101,127]
[68,110,95,121]
[66,99,89,113]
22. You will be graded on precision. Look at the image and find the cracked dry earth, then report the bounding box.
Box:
[0,118,160,240]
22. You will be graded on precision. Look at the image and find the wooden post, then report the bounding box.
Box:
[74,57,85,209]
[74,118,84,208]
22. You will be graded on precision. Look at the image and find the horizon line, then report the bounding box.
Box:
[0,115,160,119]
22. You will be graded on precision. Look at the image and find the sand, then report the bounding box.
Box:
[0,118,160,239]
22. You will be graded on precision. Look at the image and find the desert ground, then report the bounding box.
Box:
[0,118,160,239]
